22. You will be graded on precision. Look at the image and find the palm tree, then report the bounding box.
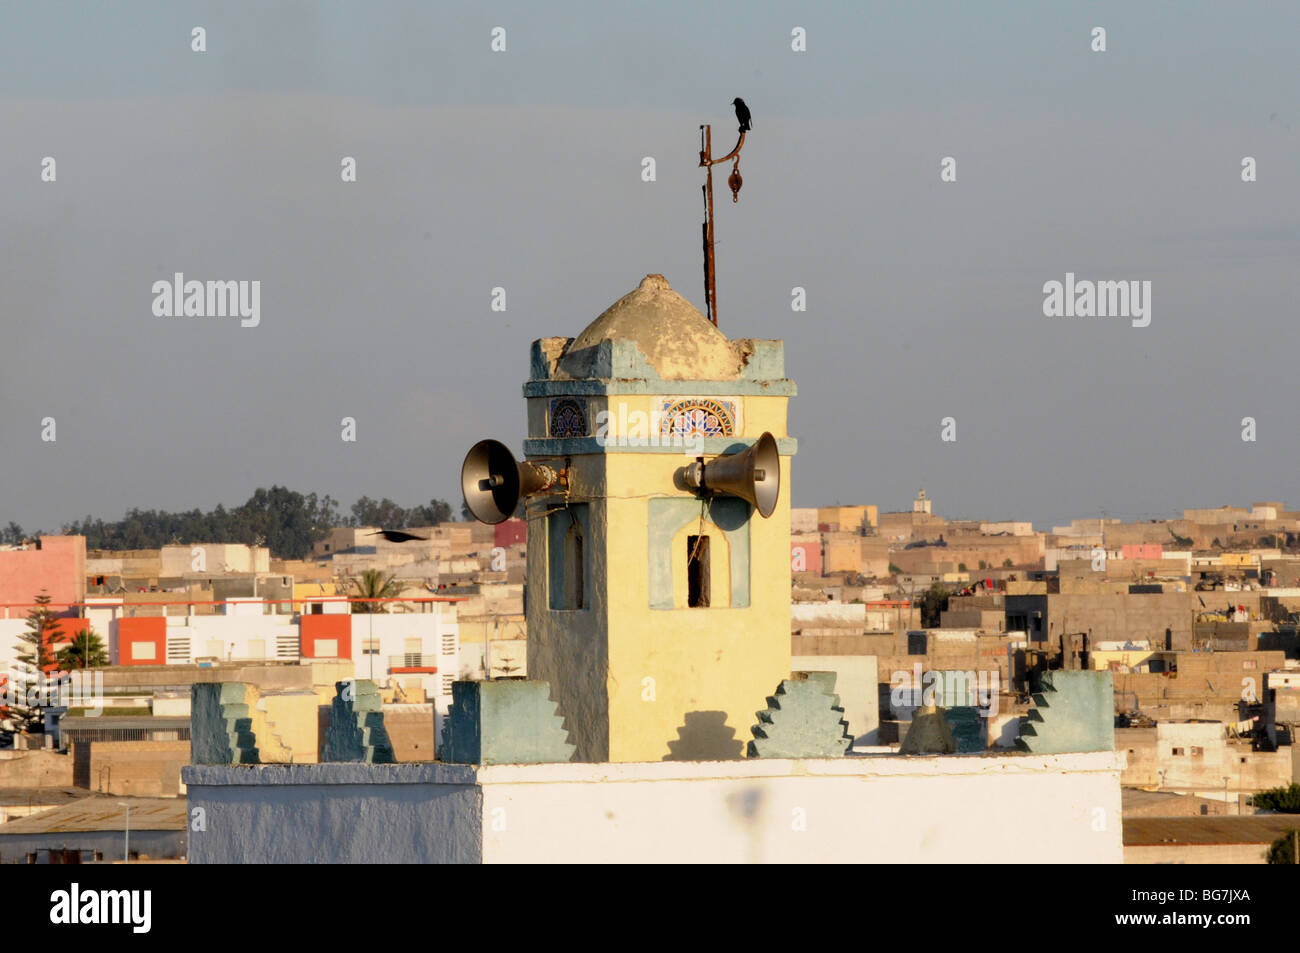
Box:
[351,569,401,613]
[56,627,109,670]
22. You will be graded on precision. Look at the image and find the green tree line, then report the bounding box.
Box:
[4,488,458,561]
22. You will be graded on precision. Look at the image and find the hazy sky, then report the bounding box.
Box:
[2,1,1298,532]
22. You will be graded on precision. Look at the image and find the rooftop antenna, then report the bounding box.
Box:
[699,110,749,326]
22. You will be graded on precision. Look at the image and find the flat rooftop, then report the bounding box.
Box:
[0,787,88,809]
[0,797,185,836]
[1124,815,1300,846]
[59,716,190,732]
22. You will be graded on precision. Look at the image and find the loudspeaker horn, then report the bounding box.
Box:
[461,439,559,524]
[684,431,780,518]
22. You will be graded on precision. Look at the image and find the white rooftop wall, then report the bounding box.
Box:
[185,752,1125,864]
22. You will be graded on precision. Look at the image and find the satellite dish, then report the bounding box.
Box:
[685,431,781,518]
[461,439,559,524]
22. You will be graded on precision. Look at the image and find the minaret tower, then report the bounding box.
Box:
[520,274,796,762]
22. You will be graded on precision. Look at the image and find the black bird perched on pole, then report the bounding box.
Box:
[732,97,752,133]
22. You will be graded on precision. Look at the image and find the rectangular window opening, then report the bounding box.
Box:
[572,534,584,609]
[687,535,711,608]
[550,504,589,612]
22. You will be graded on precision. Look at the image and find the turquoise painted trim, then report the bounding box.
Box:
[647,497,750,610]
[440,680,576,765]
[561,340,661,381]
[547,504,589,611]
[741,341,788,379]
[523,379,796,397]
[524,436,797,456]
[530,338,788,385]
[530,342,561,381]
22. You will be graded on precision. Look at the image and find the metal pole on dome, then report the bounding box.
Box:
[699,121,747,328]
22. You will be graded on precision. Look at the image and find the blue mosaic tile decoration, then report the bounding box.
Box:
[548,397,589,438]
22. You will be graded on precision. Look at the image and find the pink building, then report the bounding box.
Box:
[791,538,823,575]
[0,536,86,619]
[1121,544,1164,561]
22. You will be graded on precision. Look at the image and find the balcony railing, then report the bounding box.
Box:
[388,654,438,672]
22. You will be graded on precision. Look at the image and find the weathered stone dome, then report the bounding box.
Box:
[561,274,742,380]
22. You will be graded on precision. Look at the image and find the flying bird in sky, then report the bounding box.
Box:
[368,529,429,543]
[732,97,752,133]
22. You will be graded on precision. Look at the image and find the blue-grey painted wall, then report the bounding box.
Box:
[647,497,750,609]
[184,764,483,864]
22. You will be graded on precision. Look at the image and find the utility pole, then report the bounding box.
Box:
[909,578,916,630]
[483,616,491,681]
[119,801,131,863]
[698,121,748,326]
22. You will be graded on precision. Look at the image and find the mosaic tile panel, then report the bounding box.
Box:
[657,397,738,439]
[548,397,589,438]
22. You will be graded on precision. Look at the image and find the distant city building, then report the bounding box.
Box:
[912,489,931,515]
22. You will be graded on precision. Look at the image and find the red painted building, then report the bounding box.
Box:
[493,519,527,549]
[300,614,353,660]
[116,617,167,665]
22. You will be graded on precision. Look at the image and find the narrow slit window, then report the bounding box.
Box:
[687,535,711,608]
[564,521,585,610]
[571,532,584,609]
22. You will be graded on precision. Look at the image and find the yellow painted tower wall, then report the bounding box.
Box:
[521,275,796,763]
[603,448,792,762]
